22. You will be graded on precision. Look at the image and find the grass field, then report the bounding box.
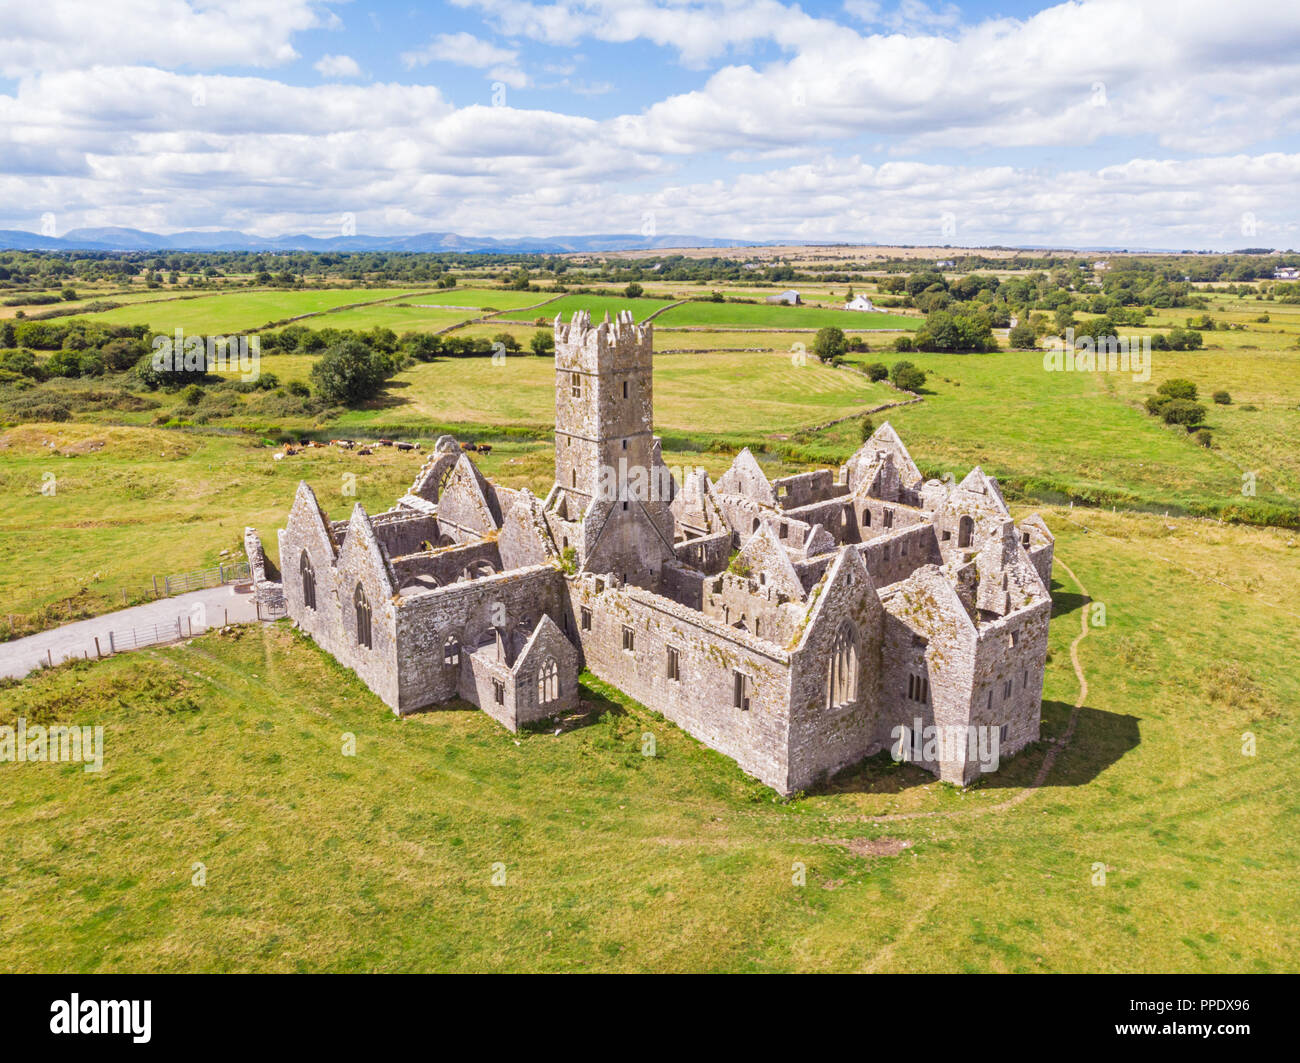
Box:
[838,347,1300,524]
[335,349,891,436]
[655,300,916,330]
[503,295,676,322]
[66,288,437,333]
[2,506,1296,972]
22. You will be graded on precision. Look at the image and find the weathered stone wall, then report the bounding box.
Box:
[786,550,888,792]
[858,524,941,588]
[393,564,567,714]
[569,575,793,791]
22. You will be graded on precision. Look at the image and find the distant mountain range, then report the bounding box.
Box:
[0,227,766,254]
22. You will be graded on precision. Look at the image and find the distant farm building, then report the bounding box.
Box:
[765,290,801,305]
[844,295,876,312]
[1274,267,1299,281]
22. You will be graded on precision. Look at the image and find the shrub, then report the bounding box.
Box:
[1160,399,1207,428]
[1157,378,1198,401]
[624,282,643,299]
[287,380,310,397]
[1195,429,1213,447]
[182,384,203,406]
[892,336,914,353]
[864,362,889,381]
[890,360,927,391]
[1212,390,1231,404]
[859,415,875,442]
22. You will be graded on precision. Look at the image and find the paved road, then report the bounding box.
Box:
[0,585,262,679]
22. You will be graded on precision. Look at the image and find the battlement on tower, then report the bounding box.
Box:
[554,309,653,374]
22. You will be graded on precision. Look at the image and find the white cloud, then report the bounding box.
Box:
[0,0,333,76]
[314,54,363,79]
[402,31,519,70]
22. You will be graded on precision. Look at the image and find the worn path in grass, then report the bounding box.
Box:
[0,585,259,679]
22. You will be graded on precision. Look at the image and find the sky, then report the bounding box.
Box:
[2,0,1299,248]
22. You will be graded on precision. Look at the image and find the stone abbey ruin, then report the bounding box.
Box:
[249,309,1054,793]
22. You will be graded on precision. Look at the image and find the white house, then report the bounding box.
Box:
[843,295,876,311]
[1274,266,1299,281]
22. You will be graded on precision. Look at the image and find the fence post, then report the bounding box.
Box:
[153,575,160,598]
[176,617,182,639]
[94,636,101,659]
[109,630,115,653]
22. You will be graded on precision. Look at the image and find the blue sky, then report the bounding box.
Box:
[2,0,1299,248]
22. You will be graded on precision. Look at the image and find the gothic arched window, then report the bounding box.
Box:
[538,657,559,706]
[827,622,858,708]
[299,552,316,611]
[354,584,372,649]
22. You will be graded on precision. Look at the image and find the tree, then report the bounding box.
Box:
[812,326,847,363]
[859,415,875,442]
[310,339,389,406]
[529,330,555,356]
[863,362,889,381]
[1008,321,1037,349]
[891,360,927,391]
[624,282,644,299]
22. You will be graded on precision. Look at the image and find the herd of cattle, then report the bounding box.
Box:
[276,438,493,458]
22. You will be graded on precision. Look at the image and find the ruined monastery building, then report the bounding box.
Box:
[248,309,1055,793]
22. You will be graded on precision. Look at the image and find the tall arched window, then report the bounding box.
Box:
[958,515,974,549]
[443,635,460,669]
[862,508,871,527]
[299,552,316,611]
[538,657,559,706]
[827,622,858,708]
[354,584,372,649]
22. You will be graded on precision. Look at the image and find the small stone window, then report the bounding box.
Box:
[883,509,894,528]
[862,509,871,527]
[1009,629,1020,648]
[571,372,582,398]
[999,724,1009,743]
[622,380,629,399]
[493,679,505,705]
[733,670,752,711]
[907,673,929,703]
[622,625,635,653]
[666,646,680,681]
[443,635,461,668]
[581,607,592,631]
[1003,679,1013,700]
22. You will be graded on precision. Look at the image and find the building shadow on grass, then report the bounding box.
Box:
[813,701,1140,797]
[1050,579,1088,618]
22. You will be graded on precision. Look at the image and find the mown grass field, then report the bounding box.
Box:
[839,345,1300,524]
[505,295,675,322]
[654,300,916,330]
[335,349,891,435]
[67,288,435,333]
[1,507,1296,972]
